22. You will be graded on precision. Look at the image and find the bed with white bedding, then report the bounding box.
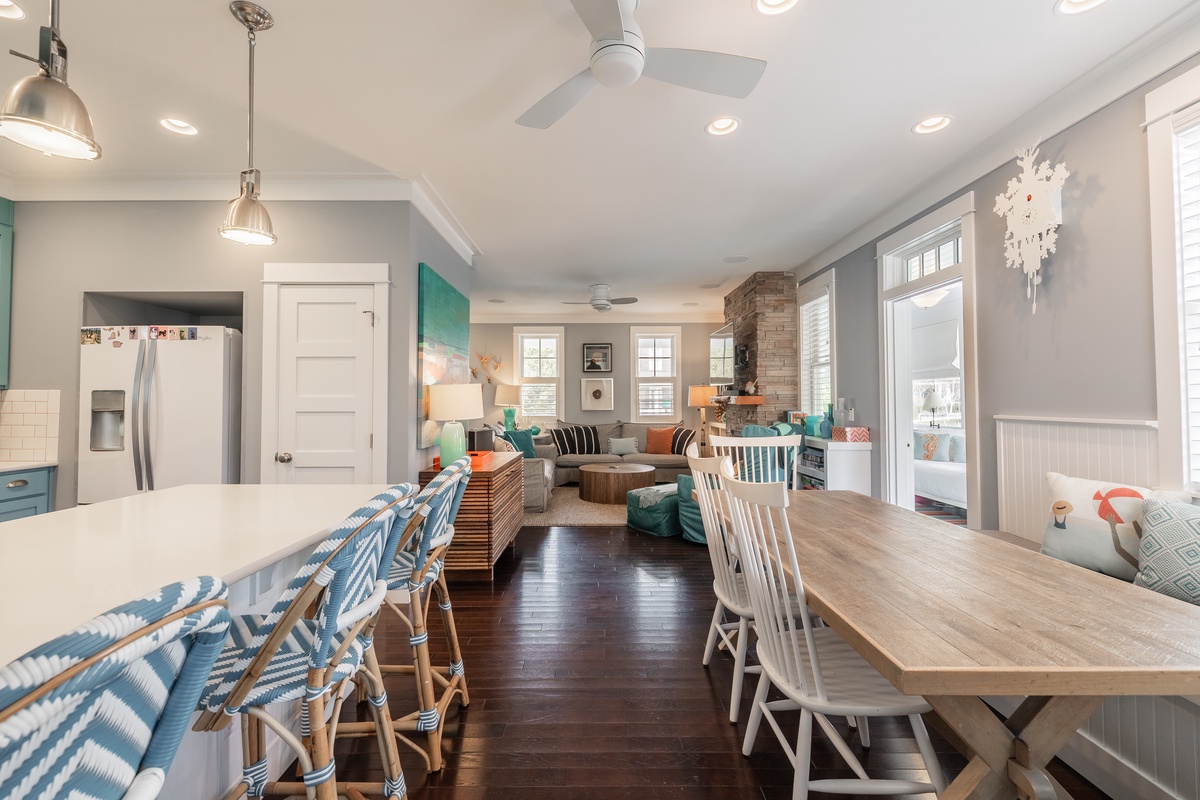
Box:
[913,459,967,508]
[913,427,967,509]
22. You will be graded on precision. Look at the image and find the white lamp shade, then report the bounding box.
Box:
[494,384,521,408]
[429,383,483,421]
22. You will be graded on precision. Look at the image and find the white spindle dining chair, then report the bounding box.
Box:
[721,464,947,800]
[709,432,804,488]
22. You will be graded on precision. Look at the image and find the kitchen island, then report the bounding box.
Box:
[0,482,391,798]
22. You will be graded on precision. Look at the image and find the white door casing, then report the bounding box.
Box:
[877,193,981,529]
[261,264,390,484]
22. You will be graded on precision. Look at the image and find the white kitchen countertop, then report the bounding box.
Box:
[0,483,389,665]
[0,460,58,472]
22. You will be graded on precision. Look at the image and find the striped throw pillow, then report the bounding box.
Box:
[670,427,695,455]
[549,425,601,455]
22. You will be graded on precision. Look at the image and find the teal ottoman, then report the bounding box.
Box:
[626,484,682,538]
[676,474,706,544]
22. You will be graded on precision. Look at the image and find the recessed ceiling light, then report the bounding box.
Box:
[700,282,722,289]
[1054,0,1107,15]
[0,1,24,20]
[752,0,798,15]
[912,115,953,134]
[683,301,700,307]
[487,298,506,304]
[705,116,740,136]
[723,255,749,264]
[160,118,198,136]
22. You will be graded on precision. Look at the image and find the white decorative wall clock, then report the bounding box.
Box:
[993,143,1069,314]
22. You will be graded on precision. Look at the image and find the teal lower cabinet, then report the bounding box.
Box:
[0,466,55,521]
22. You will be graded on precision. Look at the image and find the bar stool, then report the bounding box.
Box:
[194,484,419,800]
[365,457,472,772]
[0,576,231,800]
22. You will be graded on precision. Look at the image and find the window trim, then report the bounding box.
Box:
[512,326,564,425]
[1147,63,1200,492]
[796,273,836,417]
[629,326,682,423]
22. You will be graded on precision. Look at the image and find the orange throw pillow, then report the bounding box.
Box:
[647,427,675,455]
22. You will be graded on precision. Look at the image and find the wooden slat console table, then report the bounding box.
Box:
[421,451,523,581]
[781,490,1200,800]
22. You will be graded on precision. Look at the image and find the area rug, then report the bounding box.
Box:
[522,487,629,527]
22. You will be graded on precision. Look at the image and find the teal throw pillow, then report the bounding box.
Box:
[950,434,967,463]
[500,429,537,458]
[1135,499,1200,605]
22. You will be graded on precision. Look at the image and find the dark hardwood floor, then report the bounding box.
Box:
[334,523,1113,799]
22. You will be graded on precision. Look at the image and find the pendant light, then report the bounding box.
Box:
[219,2,276,246]
[0,0,100,160]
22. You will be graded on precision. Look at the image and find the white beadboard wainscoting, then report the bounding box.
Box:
[994,414,1198,800]
[995,415,1160,544]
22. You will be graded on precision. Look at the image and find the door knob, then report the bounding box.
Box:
[275,452,293,464]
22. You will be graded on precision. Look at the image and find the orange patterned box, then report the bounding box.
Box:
[831,426,869,442]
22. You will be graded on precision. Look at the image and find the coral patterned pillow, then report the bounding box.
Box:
[1040,472,1192,581]
[914,431,949,462]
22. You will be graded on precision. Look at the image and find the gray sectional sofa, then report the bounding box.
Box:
[534,420,694,487]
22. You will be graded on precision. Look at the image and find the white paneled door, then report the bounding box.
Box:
[270,284,375,484]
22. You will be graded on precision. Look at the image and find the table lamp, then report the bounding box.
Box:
[921,386,943,429]
[688,384,719,446]
[429,383,483,464]
[494,383,521,431]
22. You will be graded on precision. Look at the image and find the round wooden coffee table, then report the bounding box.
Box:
[578,463,656,504]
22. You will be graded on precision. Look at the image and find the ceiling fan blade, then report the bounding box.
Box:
[642,48,767,99]
[561,300,593,304]
[570,0,627,43]
[610,297,638,304]
[516,69,600,128]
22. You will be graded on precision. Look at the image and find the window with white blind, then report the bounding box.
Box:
[798,274,835,417]
[1148,63,1200,492]
[630,326,681,422]
[513,327,563,425]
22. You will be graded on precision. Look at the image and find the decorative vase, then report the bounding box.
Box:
[819,405,834,439]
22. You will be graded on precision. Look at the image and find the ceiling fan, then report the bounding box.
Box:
[562,284,639,312]
[517,0,767,129]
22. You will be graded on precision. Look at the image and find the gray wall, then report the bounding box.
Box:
[469,321,717,431]
[11,199,467,508]
[822,54,1189,528]
[406,208,473,479]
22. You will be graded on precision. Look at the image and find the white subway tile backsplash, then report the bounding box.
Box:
[0,390,60,466]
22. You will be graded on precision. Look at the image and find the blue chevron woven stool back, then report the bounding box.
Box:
[0,577,231,800]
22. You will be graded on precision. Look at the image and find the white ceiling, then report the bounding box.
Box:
[0,0,1197,323]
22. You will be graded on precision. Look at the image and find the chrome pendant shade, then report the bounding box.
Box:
[0,1,101,159]
[220,168,276,246]
[219,2,276,246]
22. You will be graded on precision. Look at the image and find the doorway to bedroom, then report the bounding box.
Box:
[877,192,981,529]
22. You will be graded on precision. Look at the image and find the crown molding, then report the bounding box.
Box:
[470,310,724,325]
[0,171,479,266]
[798,4,1200,280]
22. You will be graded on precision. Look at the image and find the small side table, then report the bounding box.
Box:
[578,463,655,504]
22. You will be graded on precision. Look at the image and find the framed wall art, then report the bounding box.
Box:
[581,378,614,411]
[583,343,611,372]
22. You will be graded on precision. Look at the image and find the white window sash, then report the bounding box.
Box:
[630,326,681,422]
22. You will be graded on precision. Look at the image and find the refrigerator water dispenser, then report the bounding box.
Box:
[90,390,125,451]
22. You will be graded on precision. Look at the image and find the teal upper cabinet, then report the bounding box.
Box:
[0,197,11,388]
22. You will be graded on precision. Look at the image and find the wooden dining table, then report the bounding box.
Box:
[784,490,1200,800]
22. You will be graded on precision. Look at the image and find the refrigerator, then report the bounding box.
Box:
[77,325,242,504]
